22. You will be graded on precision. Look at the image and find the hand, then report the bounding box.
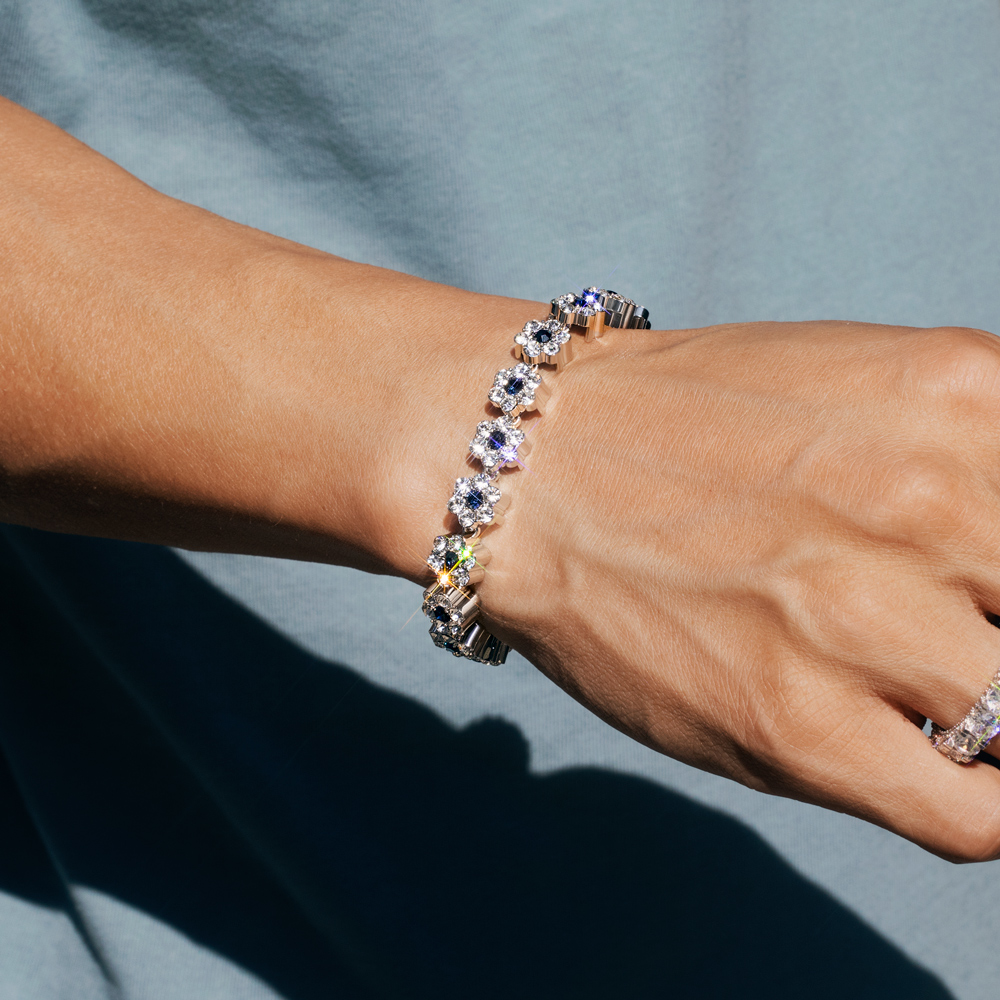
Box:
[6,95,999,861]
[471,319,1000,861]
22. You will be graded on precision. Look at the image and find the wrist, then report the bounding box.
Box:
[0,94,546,574]
[226,251,545,579]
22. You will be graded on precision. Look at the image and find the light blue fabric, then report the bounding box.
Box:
[1,2,1000,997]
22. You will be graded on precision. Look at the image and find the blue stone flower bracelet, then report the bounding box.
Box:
[421,288,651,665]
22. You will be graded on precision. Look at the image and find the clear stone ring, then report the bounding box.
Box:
[930,668,1000,763]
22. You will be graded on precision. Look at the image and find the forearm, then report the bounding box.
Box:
[9,99,1000,861]
[0,96,539,579]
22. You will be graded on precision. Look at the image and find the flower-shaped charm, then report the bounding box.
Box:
[487,362,543,415]
[552,286,606,340]
[469,416,526,472]
[426,534,480,589]
[555,286,602,318]
[515,319,572,368]
[448,473,503,530]
[422,586,479,639]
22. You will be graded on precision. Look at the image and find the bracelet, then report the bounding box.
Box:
[420,287,651,665]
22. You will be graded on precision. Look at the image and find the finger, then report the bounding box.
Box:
[780,557,1000,766]
[882,599,1000,732]
[872,589,1000,762]
[826,437,1000,618]
[789,700,1000,862]
[798,556,1000,731]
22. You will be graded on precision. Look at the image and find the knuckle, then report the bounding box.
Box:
[877,455,965,529]
[907,326,1000,407]
[738,657,853,764]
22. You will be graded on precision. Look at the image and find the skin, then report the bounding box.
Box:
[4,96,1000,862]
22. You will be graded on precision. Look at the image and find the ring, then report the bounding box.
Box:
[930,668,1000,763]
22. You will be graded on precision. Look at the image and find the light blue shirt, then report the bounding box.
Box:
[1,2,998,996]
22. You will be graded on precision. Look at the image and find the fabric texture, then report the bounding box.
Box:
[1,2,1000,997]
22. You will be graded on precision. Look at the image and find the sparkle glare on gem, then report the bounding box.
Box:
[426,534,477,590]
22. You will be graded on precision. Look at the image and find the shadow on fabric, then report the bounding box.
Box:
[0,526,952,1000]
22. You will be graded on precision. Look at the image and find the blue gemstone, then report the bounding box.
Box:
[536,329,552,344]
[444,550,458,570]
[432,605,450,622]
[506,377,524,395]
[487,429,507,452]
[466,489,484,510]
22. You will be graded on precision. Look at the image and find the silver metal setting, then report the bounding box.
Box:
[440,622,510,665]
[454,622,511,665]
[422,586,480,640]
[601,291,636,330]
[930,668,1000,763]
[429,622,508,664]
[550,288,651,336]
[488,363,545,416]
[515,319,573,369]
[469,416,528,472]
[447,473,505,531]
[628,305,651,330]
[603,290,651,330]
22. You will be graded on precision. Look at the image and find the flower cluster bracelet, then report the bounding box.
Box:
[420,287,651,665]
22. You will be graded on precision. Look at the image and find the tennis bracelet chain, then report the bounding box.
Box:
[420,287,651,665]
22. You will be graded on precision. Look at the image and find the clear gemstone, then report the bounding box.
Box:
[970,706,996,731]
[984,685,1000,714]
[952,730,981,755]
